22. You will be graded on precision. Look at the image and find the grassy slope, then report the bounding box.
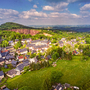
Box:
[6,56,90,90]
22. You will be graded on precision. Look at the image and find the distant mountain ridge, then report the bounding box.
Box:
[0,22,33,30]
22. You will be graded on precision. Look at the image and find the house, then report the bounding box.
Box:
[15,39,19,44]
[11,60,18,67]
[0,58,4,65]
[61,38,66,41]
[9,41,14,46]
[9,52,15,56]
[18,56,24,62]
[16,63,24,72]
[71,39,76,42]
[21,38,32,43]
[31,40,41,45]
[1,85,10,90]
[15,61,29,73]
[26,44,35,50]
[31,40,51,46]
[64,83,70,89]
[6,69,19,78]
[3,87,10,90]
[31,50,36,54]
[46,55,51,60]
[0,71,4,81]
[33,45,48,52]
[25,55,30,59]
[9,49,16,53]
[5,46,14,51]
[28,57,37,63]
[59,41,64,47]
[1,51,9,59]
[54,83,63,90]
[5,54,15,64]
[17,48,28,55]
[23,60,30,66]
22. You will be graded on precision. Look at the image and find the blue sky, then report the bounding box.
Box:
[0,0,90,25]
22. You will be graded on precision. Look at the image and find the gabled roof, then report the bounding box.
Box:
[47,55,51,59]
[18,56,24,59]
[6,54,15,60]
[11,60,17,65]
[59,41,63,44]
[16,64,24,71]
[1,52,9,57]
[0,71,4,76]
[7,69,17,75]
[0,58,4,62]
[15,39,19,42]
[6,46,13,49]
[19,48,27,52]
[31,40,41,43]
[23,60,29,66]
[26,44,35,47]
[55,83,63,90]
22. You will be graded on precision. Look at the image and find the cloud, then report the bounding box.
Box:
[49,12,81,19]
[19,9,48,19]
[0,8,19,15]
[43,2,69,11]
[43,6,54,11]
[80,3,90,11]
[33,5,38,8]
[0,8,19,20]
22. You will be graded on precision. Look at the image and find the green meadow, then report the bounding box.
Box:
[6,56,90,90]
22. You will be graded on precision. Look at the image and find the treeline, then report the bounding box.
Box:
[22,61,50,74]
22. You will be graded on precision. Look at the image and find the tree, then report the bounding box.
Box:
[41,76,52,90]
[14,41,22,49]
[1,40,9,47]
[51,71,63,84]
[52,52,59,60]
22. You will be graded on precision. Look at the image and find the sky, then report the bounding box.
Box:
[0,0,90,25]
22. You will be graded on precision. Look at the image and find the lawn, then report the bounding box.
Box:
[6,56,90,90]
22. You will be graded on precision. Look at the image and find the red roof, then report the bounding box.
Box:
[18,56,24,59]
[25,56,27,59]
[1,50,8,53]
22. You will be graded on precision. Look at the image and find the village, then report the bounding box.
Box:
[0,37,86,90]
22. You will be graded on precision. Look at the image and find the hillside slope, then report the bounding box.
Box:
[0,22,33,30]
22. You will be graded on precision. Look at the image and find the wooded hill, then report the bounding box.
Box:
[0,22,33,30]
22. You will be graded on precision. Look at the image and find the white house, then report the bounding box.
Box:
[17,48,28,55]
[28,57,37,63]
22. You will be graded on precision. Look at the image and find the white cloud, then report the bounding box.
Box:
[0,8,19,15]
[48,12,81,19]
[19,9,48,19]
[43,6,54,11]
[43,2,69,11]
[33,5,38,8]
[80,3,90,11]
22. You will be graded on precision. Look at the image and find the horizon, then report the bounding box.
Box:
[0,0,90,25]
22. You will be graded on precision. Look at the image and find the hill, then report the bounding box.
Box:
[0,22,33,30]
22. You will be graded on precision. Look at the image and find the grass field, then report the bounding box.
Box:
[6,56,90,90]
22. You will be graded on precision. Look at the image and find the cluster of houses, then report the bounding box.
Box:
[52,83,79,90]
[59,37,86,54]
[0,38,51,80]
